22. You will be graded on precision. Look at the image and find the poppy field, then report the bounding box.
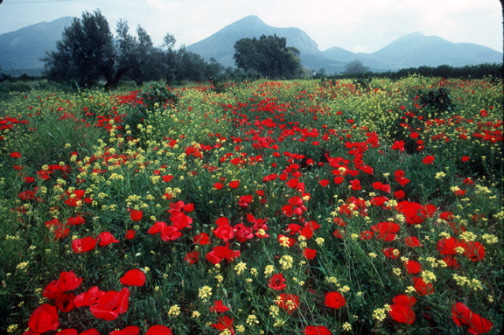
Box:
[0,76,502,335]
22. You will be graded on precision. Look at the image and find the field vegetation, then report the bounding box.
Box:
[0,75,502,334]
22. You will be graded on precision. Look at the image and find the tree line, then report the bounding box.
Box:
[2,9,501,88]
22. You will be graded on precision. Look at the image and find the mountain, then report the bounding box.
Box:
[188,18,502,73]
[0,17,74,76]
[186,15,346,73]
[1,16,502,76]
[370,32,503,69]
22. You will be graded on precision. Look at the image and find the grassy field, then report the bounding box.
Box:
[0,76,502,334]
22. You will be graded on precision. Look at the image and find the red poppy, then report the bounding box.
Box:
[303,248,317,260]
[211,316,235,333]
[9,152,22,158]
[74,286,104,307]
[463,241,485,261]
[193,232,211,245]
[349,179,362,190]
[389,295,417,324]
[228,180,240,189]
[125,230,136,239]
[55,329,78,335]
[98,231,119,246]
[160,225,182,241]
[209,299,230,313]
[318,179,330,187]
[359,230,375,240]
[89,287,130,321]
[268,273,287,290]
[213,224,235,242]
[55,292,76,312]
[404,236,423,247]
[120,269,146,286]
[304,325,332,335]
[238,195,253,207]
[276,293,300,314]
[145,325,174,335]
[27,304,60,334]
[452,302,492,334]
[383,248,400,259]
[71,236,98,253]
[148,221,167,235]
[205,244,241,264]
[184,250,200,264]
[109,326,140,335]
[324,291,346,309]
[371,221,400,241]
[129,209,143,222]
[404,260,422,274]
[80,329,100,335]
[394,190,405,199]
[66,216,85,226]
[422,155,435,164]
[413,277,434,295]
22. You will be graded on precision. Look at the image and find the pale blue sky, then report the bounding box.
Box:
[0,0,502,53]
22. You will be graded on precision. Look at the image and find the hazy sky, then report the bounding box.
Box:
[0,0,502,53]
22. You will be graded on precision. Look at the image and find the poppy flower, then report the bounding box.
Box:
[74,286,104,308]
[120,269,146,286]
[463,241,485,261]
[211,316,234,333]
[66,216,85,226]
[71,236,98,253]
[55,292,76,312]
[160,225,182,241]
[89,287,130,321]
[184,251,200,264]
[404,236,423,247]
[318,179,330,187]
[234,223,254,243]
[98,231,119,247]
[228,180,240,189]
[129,209,143,222]
[413,277,434,295]
[193,232,211,245]
[303,248,317,260]
[268,273,287,290]
[209,299,230,313]
[304,325,332,335]
[389,295,417,324]
[125,230,136,239]
[55,329,78,335]
[79,329,100,335]
[422,155,435,164]
[145,325,174,335]
[213,224,235,242]
[27,304,60,334]
[452,302,492,334]
[9,152,22,159]
[109,326,140,335]
[324,291,346,309]
[276,293,300,314]
[404,260,422,274]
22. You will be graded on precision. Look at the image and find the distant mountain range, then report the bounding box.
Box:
[0,17,74,76]
[0,15,502,76]
[187,15,503,73]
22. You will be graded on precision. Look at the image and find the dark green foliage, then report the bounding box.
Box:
[44,10,115,88]
[418,88,454,114]
[233,35,303,79]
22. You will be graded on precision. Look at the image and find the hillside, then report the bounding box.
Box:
[0,15,502,76]
[0,17,74,76]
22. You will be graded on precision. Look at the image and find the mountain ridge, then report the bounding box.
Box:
[0,15,502,76]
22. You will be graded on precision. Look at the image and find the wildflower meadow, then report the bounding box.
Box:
[0,76,502,334]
